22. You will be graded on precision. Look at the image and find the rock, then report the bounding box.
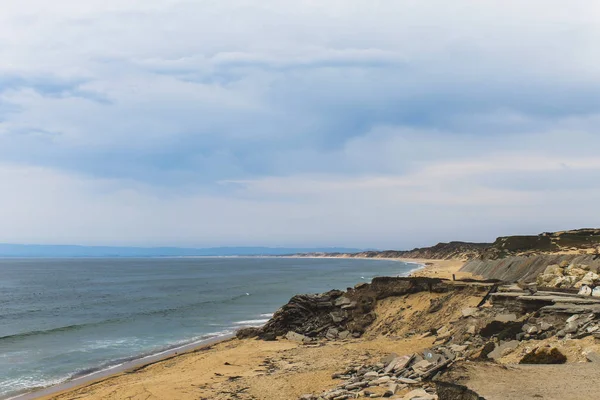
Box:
[411,359,433,372]
[593,287,600,298]
[285,331,312,343]
[487,340,519,360]
[326,327,340,340]
[385,355,411,374]
[461,308,478,317]
[335,297,352,307]
[381,353,398,366]
[449,344,468,353]
[526,325,539,334]
[345,381,368,390]
[355,282,368,289]
[435,381,486,400]
[403,389,430,399]
[330,311,345,323]
[544,264,564,276]
[299,395,317,400]
[363,371,379,380]
[236,327,260,339]
[519,347,567,364]
[381,353,399,365]
[575,272,600,288]
[466,326,476,335]
[422,349,444,364]
[559,260,570,268]
[437,326,452,339]
[565,266,588,281]
[585,351,600,363]
[338,330,351,340]
[566,314,580,323]
[478,342,495,359]
[564,321,579,333]
[398,377,419,384]
[387,383,399,395]
[578,285,592,296]
[373,376,391,385]
[261,332,277,341]
[341,302,357,310]
[539,322,553,331]
[494,313,517,322]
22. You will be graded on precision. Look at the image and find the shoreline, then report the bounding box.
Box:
[7,334,237,400]
[10,257,461,400]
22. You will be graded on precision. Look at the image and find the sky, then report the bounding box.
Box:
[1,0,600,249]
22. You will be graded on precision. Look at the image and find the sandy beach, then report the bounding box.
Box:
[16,258,472,400]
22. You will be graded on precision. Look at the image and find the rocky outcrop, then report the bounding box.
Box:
[481,229,600,259]
[256,277,480,340]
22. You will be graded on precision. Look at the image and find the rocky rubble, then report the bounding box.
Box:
[535,262,600,295]
[298,334,485,400]
[294,277,600,400]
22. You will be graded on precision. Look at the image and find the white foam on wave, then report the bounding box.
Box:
[259,313,274,318]
[233,319,270,326]
[2,375,69,399]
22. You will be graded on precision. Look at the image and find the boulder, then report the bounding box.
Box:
[593,287,600,298]
[335,296,352,307]
[326,327,339,340]
[519,347,567,364]
[236,327,260,339]
[585,351,600,363]
[579,285,593,296]
[494,313,517,322]
[461,308,478,318]
[285,331,312,343]
[487,340,519,360]
[576,272,600,288]
[544,264,564,275]
[435,381,486,400]
[564,266,587,279]
[564,320,579,333]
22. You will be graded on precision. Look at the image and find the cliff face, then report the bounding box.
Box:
[241,277,489,341]
[461,254,600,283]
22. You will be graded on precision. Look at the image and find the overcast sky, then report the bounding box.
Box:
[1,0,600,248]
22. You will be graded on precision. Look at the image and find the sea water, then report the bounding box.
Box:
[0,257,419,398]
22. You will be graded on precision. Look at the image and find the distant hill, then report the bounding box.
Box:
[0,244,365,258]
[294,228,600,261]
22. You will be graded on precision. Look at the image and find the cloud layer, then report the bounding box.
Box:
[1,0,600,247]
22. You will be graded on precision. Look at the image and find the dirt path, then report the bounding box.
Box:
[442,361,600,400]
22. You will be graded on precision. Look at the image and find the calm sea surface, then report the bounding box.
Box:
[0,257,418,398]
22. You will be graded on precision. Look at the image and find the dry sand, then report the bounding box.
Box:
[404,258,471,280]
[40,336,436,400]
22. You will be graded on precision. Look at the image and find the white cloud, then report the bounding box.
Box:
[1,1,600,246]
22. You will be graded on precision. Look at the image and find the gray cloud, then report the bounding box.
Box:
[1,0,599,246]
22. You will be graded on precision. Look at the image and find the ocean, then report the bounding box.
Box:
[0,257,419,398]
